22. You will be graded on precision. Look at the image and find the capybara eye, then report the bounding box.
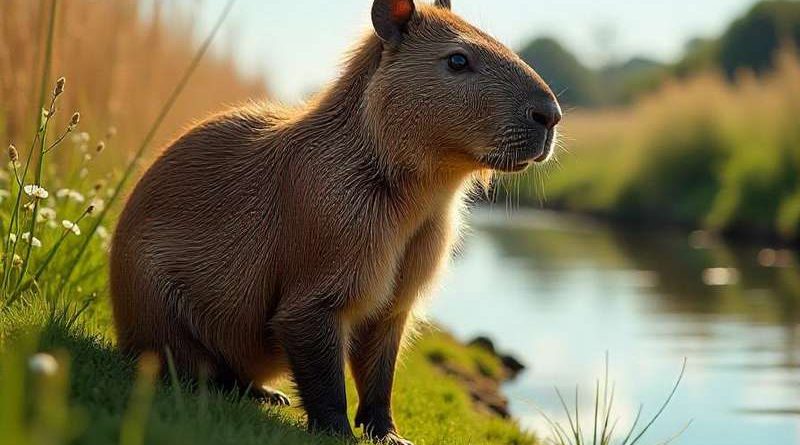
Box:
[447,53,469,72]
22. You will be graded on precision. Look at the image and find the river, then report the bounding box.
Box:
[429,209,800,445]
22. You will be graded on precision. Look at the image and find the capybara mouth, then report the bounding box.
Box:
[482,128,556,173]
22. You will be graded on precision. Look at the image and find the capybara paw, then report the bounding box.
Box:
[355,411,411,445]
[254,386,291,406]
[379,433,414,445]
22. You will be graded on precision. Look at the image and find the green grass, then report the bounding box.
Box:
[0,299,534,445]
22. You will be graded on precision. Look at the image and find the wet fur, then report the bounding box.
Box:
[110,1,558,442]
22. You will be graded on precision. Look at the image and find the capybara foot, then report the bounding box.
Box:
[379,433,414,445]
[355,409,412,445]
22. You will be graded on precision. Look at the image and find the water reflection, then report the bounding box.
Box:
[429,209,800,445]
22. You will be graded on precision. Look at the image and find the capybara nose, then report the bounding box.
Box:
[525,100,562,130]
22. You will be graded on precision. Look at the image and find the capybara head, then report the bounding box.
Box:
[367,0,562,174]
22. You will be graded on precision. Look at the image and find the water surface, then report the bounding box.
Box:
[429,209,800,445]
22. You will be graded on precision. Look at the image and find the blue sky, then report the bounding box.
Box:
[193,0,760,101]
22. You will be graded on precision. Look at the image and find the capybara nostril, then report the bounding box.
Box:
[525,101,562,130]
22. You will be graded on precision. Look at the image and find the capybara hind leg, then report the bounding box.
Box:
[273,305,353,438]
[350,311,411,444]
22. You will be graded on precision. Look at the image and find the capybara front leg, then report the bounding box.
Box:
[274,305,353,438]
[350,311,413,445]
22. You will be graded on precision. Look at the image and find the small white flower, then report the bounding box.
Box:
[24,184,49,199]
[8,233,16,243]
[71,131,90,145]
[62,220,81,236]
[38,207,56,222]
[11,254,22,267]
[28,353,58,376]
[56,188,85,203]
[69,190,85,203]
[21,232,42,248]
[89,197,104,213]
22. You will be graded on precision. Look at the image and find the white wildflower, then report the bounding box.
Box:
[69,190,85,203]
[89,197,104,213]
[71,131,90,145]
[38,207,56,222]
[8,233,16,243]
[11,254,22,267]
[56,188,85,203]
[24,184,49,199]
[28,353,58,376]
[62,220,81,236]
[21,232,42,248]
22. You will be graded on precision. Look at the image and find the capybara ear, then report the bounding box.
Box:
[434,0,451,10]
[372,0,416,44]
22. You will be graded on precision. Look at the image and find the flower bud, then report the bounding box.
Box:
[54,77,66,97]
[8,144,18,163]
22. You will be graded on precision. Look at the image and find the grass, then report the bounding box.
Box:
[522,48,800,243]
[537,357,690,445]
[1,300,535,445]
[0,1,535,444]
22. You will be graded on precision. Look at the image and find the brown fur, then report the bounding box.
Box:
[110,1,560,443]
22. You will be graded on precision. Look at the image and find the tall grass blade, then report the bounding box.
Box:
[58,0,238,289]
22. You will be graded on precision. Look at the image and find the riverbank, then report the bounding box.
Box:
[0,299,534,445]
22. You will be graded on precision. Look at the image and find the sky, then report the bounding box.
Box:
[192,0,761,101]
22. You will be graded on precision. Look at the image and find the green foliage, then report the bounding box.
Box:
[719,0,800,77]
[518,38,606,107]
[521,50,800,242]
[517,38,666,108]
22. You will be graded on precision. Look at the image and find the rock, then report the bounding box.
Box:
[468,335,527,380]
[468,336,497,354]
[500,354,526,379]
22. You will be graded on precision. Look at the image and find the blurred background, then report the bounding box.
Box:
[2,0,800,443]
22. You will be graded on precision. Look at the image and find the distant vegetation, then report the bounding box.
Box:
[511,0,800,243]
[518,38,664,107]
[520,0,800,107]
[525,50,800,241]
